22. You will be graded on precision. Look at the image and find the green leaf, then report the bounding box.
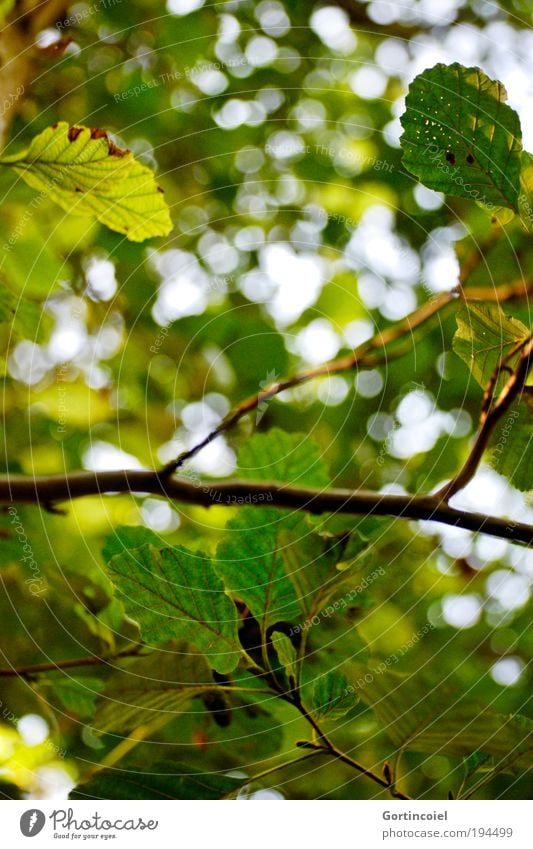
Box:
[352,666,533,769]
[401,63,522,211]
[462,750,492,782]
[70,762,244,800]
[216,507,301,635]
[217,503,375,642]
[106,544,242,674]
[519,151,533,232]
[40,676,104,719]
[95,643,216,733]
[271,631,297,682]
[312,671,358,719]
[0,122,172,241]
[491,398,533,491]
[237,428,330,487]
[215,433,336,636]
[0,205,72,298]
[102,525,167,563]
[453,303,529,389]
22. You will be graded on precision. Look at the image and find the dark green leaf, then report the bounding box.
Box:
[106,544,242,674]
[94,643,216,733]
[401,63,522,210]
[312,671,358,719]
[352,666,533,769]
[70,762,243,800]
[491,398,533,490]
[40,675,105,719]
[237,428,330,487]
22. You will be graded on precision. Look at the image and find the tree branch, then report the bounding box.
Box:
[437,335,533,501]
[1,470,532,545]
[296,739,409,799]
[1,282,532,545]
[161,280,533,476]
[0,646,145,677]
[161,290,458,475]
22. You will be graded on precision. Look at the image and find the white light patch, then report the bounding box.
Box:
[260,244,324,326]
[355,369,383,398]
[490,657,524,687]
[245,36,278,67]
[190,438,236,476]
[193,70,228,95]
[344,319,374,347]
[249,789,285,800]
[49,325,87,361]
[85,256,117,301]
[141,499,181,532]
[450,467,524,520]
[181,400,223,435]
[310,7,356,54]
[167,0,204,14]
[150,249,210,324]
[8,341,49,385]
[317,376,349,406]
[83,442,145,472]
[256,1,290,38]
[33,766,76,800]
[442,594,482,629]
[349,67,387,99]
[414,184,444,210]
[18,714,49,746]
[486,570,530,611]
[295,319,340,365]
[215,99,251,129]
[397,390,434,425]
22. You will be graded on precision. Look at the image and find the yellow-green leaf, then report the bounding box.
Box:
[0,122,172,241]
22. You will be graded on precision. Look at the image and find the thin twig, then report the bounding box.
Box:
[160,280,532,477]
[0,646,145,677]
[296,739,410,799]
[437,335,533,502]
[160,290,457,476]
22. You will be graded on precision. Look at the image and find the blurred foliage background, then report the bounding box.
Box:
[0,0,532,801]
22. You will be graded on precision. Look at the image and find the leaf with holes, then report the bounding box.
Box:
[106,544,243,674]
[400,63,522,211]
[0,122,172,241]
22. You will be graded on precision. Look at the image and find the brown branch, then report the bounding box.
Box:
[1,282,532,544]
[0,1,68,146]
[161,290,458,476]
[161,280,532,477]
[296,739,409,799]
[1,470,532,544]
[437,335,533,502]
[462,279,533,302]
[0,646,145,678]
